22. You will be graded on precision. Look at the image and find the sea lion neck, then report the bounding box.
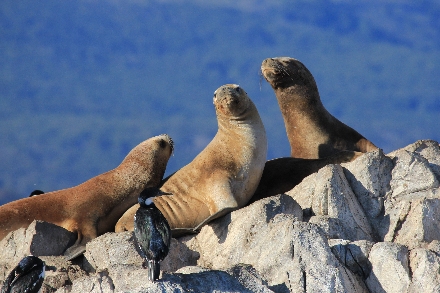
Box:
[275,85,326,119]
[275,85,335,159]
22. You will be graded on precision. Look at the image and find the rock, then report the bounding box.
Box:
[66,265,270,293]
[365,242,411,293]
[84,231,143,272]
[384,194,440,249]
[308,216,351,240]
[286,164,374,242]
[0,220,76,264]
[408,246,440,293]
[56,270,115,293]
[227,264,275,293]
[40,256,88,293]
[329,239,374,279]
[388,139,440,181]
[342,149,393,231]
[181,195,367,292]
[387,150,439,199]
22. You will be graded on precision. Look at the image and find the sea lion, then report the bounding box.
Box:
[116,84,267,236]
[0,134,173,260]
[248,150,362,205]
[261,57,378,159]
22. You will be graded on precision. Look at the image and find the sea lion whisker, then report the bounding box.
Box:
[258,69,264,91]
[275,62,295,83]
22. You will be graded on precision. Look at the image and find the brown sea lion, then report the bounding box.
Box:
[261,57,378,159]
[116,84,267,236]
[0,134,173,259]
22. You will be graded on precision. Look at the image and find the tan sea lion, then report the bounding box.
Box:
[116,84,267,236]
[0,134,174,259]
[248,150,362,205]
[261,57,378,159]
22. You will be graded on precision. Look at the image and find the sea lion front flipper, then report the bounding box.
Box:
[63,231,90,260]
[63,243,87,260]
[169,207,235,237]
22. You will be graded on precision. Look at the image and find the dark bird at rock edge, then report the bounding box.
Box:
[1,255,45,293]
[29,190,44,197]
[134,187,172,282]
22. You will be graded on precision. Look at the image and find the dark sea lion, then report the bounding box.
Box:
[116,84,267,236]
[0,134,173,259]
[261,57,378,159]
[248,150,362,205]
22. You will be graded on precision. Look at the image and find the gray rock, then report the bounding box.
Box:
[365,242,410,293]
[0,220,76,265]
[309,216,351,240]
[38,256,88,293]
[227,264,275,293]
[84,231,143,272]
[408,246,440,293]
[329,239,374,279]
[55,270,115,293]
[86,266,258,293]
[181,195,367,292]
[342,149,393,225]
[287,164,374,242]
[383,191,440,249]
[83,228,200,274]
[387,150,439,199]
[388,139,440,181]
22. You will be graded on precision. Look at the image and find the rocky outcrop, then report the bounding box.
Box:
[0,139,439,292]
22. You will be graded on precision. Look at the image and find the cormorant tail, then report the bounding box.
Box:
[147,260,160,282]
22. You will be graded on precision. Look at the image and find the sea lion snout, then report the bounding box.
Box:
[158,134,174,155]
[262,57,317,90]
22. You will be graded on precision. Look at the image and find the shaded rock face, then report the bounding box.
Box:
[0,139,440,292]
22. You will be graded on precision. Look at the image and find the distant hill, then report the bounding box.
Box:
[0,0,439,204]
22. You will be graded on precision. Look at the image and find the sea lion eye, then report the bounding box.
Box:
[235,87,241,93]
[159,139,167,149]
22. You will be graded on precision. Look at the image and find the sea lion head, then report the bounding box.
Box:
[261,57,318,94]
[213,84,251,119]
[120,134,174,187]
